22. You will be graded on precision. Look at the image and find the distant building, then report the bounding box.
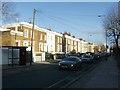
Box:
[55,32,63,53]
[94,44,105,53]
[62,32,80,53]
[42,28,63,54]
[88,43,94,53]
[1,22,98,62]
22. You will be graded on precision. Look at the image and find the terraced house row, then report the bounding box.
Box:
[1,22,95,62]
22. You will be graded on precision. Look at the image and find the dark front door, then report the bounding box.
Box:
[19,48,26,65]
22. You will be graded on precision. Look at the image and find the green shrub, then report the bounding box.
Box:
[70,49,76,56]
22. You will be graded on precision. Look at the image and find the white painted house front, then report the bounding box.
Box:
[42,29,56,54]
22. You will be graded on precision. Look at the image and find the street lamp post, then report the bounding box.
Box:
[98,15,108,60]
[30,9,36,65]
[87,34,92,42]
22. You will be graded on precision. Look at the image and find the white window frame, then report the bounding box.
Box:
[23,41,28,46]
[71,40,73,45]
[30,31,34,39]
[44,35,46,41]
[51,36,52,41]
[20,26,22,30]
[40,34,42,40]
[39,43,43,52]
[59,45,62,52]
[58,37,59,43]
[57,45,59,52]
[60,38,62,43]
[44,43,47,52]
[68,39,70,44]
[24,29,28,38]
[74,41,76,45]
[15,40,20,46]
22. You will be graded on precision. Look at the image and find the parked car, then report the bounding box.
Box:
[81,54,94,63]
[56,54,63,59]
[46,53,54,60]
[106,52,111,57]
[93,53,100,60]
[85,52,94,56]
[58,56,82,70]
[76,52,80,56]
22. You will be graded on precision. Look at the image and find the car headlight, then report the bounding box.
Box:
[59,63,61,66]
[70,64,74,67]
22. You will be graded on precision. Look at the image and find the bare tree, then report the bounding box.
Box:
[0,2,19,24]
[103,4,120,49]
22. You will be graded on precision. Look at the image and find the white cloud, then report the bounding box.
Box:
[84,29,105,34]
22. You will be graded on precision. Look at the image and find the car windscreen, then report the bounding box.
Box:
[63,57,78,62]
[83,55,91,58]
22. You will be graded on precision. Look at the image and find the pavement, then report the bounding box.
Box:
[2,59,61,70]
[2,59,60,77]
[67,56,120,88]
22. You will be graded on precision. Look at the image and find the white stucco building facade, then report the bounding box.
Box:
[43,29,56,54]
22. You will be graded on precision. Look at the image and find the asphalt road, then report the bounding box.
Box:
[2,60,102,88]
[67,56,119,88]
[3,64,76,88]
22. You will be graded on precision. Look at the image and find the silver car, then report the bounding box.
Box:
[81,54,93,63]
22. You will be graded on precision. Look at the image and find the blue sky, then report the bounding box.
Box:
[13,2,117,45]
